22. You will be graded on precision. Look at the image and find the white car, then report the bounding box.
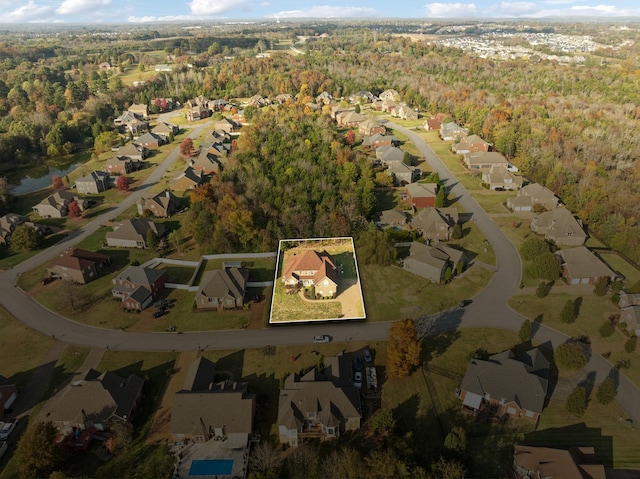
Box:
[353,371,362,389]
[0,419,18,441]
[313,335,331,344]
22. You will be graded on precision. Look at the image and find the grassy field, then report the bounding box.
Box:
[269,279,343,322]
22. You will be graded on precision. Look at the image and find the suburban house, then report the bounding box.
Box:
[362,133,397,149]
[111,266,168,311]
[186,96,209,110]
[482,165,523,190]
[620,306,640,336]
[195,267,249,310]
[330,105,353,121]
[170,357,255,444]
[0,213,48,246]
[403,241,464,283]
[151,122,178,139]
[405,182,438,209]
[38,369,143,434]
[619,291,640,309]
[530,206,587,246]
[47,248,111,284]
[104,156,141,176]
[248,94,269,108]
[458,348,549,421]
[278,355,361,447]
[283,249,339,298]
[375,145,405,165]
[377,209,410,228]
[186,104,210,122]
[75,171,111,195]
[387,161,421,185]
[411,207,459,242]
[337,111,367,128]
[507,183,559,212]
[171,166,204,192]
[512,445,605,479]
[135,132,165,149]
[213,117,240,133]
[358,119,385,136]
[0,375,18,412]
[379,89,400,101]
[275,93,293,104]
[392,104,419,120]
[114,111,148,134]
[105,218,165,249]
[190,147,226,174]
[33,191,87,218]
[348,90,375,104]
[127,103,148,119]
[452,134,490,154]
[556,247,617,285]
[440,122,469,141]
[315,92,333,105]
[136,190,180,218]
[117,143,148,161]
[380,99,398,113]
[422,117,443,131]
[464,151,510,171]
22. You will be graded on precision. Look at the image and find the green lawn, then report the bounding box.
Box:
[598,251,640,288]
[334,251,358,279]
[269,279,343,323]
[156,264,196,284]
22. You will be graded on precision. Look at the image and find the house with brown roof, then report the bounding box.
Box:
[33,191,88,218]
[283,249,339,298]
[186,104,210,122]
[195,267,249,310]
[464,151,509,171]
[411,207,459,241]
[379,89,400,102]
[38,369,143,434]
[127,103,148,119]
[136,190,180,218]
[190,147,226,175]
[0,375,18,412]
[362,133,397,149]
[104,156,141,176]
[358,119,385,136]
[458,347,549,421]
[337,111,368,128]
[135,132,165,149]
[403,241,464,283]
[171,166,204,192]
[75,171,111,195]
[422,117,443,131]
[482,165,524,191]
[377,209,410,228]
[111,265,167,310]
[170,357,255,444]
[512,445,606,479]
[381,99,398,113]
[452,134,490,154]
[405,182,438,209]
[151,122,178,140]
[213,117,240,133]
[278,355,361,447]
[507,183,559,212]
[105,218,165,249]
[620,306,640,336]
[556,247,617,285]
[531,206,587,246]
[47,248,111,284]
[116,143,148,161]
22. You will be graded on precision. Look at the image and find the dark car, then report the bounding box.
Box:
[458,299,473,308]
[153,310,166,318]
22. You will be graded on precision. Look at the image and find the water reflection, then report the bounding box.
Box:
[8,152,90,195]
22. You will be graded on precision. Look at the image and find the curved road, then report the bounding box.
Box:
[1,120,639,426]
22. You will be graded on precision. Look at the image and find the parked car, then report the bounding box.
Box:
[353,371,362,389]
[0,419,18,441]
[153,310,166,318]
[313,335,331,344]
[363,349,373,364]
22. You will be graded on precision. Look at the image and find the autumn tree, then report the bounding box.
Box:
[116,175,130,192]
[180,137,194,158]
[52,174,64,191]
[444,426,467,456]
[67,200,81,219]
[15,421,62,479]
[387,318,422,379]
[344,129,355,147]
[430,457,466,479]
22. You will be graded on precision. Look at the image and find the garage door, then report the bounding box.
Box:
[525,410,535,418]
[571,278,580,285]
[581,278,590,284]
[507,407,517,415]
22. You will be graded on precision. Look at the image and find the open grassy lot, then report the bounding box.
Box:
[269,279,343,322]
[202,256,277,282]
[360,264,492,321]
[156,264,197,284]
[598,251,640,288]
[473,189,516,214]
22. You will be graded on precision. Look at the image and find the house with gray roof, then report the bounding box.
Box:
[507,183,559,212]
[116,143,148,161]
[75,171,111,195]
[482,165,523,191]
[33,190,88,218]
[375,145,405,165]
[0,213,49,245]
[531,206,587,246]
[405,182,438,209]
[136,131,165,149]
[403,241,465,283]
[195,267,249,310]
[170,357,255,443]
[387,161,420,186]
[278,355,361,447]
[458,347,549,421]
[362,133,397,149]
[377,209,410,228]
[105,218,165,249]
[151,122,178,139]
[111,265,167,310]
[621,306,640,337]
[464,151,509,171]
[38,368,143,434]
[411,207,459,242]
[556,246,617,285]
[440,122,469,141]
[170,166,203,192]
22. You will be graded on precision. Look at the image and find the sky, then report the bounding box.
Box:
[0,0,639,24]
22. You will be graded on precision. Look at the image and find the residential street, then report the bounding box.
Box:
[0,120,638,428]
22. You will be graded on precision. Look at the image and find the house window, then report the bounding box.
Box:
[326,427,334,436]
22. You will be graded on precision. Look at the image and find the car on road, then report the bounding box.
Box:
[354,356,363,372]
[363,349,373,364]
[353,371,362,389]
[313,335,331,344]
[0,419,18,441]
[458,299,473,308]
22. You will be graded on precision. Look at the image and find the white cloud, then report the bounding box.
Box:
[128,14,198,22]
[266,5,379,18]
[6,1,52,22]
[424,2,477,17]
[542,0,577,4]
[56,0,109,15]
[188,0,242,16]
[499,1,539,15]
[527,3,640,16]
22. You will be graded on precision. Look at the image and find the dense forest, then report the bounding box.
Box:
[0,23,638,262]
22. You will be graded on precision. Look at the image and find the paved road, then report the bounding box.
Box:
[1,119,639,427]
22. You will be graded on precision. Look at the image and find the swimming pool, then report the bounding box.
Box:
[189,459,234,476]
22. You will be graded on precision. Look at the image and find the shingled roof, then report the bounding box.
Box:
[198,268,248,301]
[49,248,110,271]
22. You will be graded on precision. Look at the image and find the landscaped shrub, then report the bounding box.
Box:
[560,299,577,323]
[536,281,548,298]
[596,377,616,405]
[520,237,549,261]
[555,342,587,370]
[625,336,637,353]
[566,386,587,417]
[599,320,615,338]
[593,277,609,296]
[530,252,561,281]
